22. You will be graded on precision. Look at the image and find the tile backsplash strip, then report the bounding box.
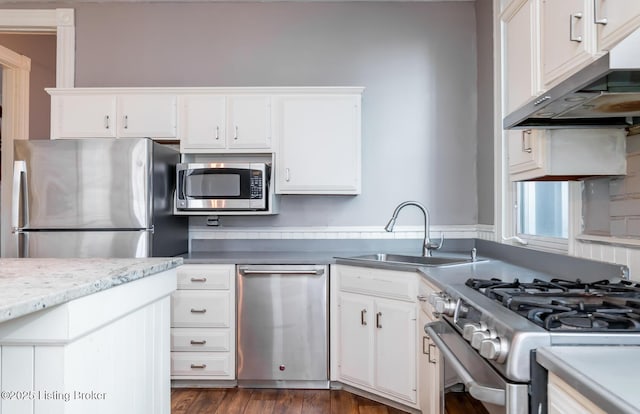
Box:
[573,239,640,280]
[188,224,496,244]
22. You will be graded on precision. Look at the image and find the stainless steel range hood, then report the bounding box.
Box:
[504,29,640,129]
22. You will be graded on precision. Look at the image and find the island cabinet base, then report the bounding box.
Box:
[0,268,176,414]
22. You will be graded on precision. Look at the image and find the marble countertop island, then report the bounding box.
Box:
[0,257,183,324]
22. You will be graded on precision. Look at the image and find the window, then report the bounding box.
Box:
[517,181,569,239]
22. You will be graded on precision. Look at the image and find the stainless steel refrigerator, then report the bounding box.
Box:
[13,138,188,258]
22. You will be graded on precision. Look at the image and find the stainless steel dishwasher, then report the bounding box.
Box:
[237,264,329,389]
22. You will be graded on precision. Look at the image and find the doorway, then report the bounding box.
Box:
[0,9,75,257]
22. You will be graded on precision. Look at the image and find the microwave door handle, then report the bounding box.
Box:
[425,322,506,406]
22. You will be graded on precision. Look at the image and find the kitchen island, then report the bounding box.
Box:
[0,257,182,414]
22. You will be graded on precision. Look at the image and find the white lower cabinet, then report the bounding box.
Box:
[419,279,442,414]
[170,264,235,381]
[333,264,441,412]
[548,372,607,414]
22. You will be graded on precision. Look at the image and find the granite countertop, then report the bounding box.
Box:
[0,257,183,324]
[537,346,640,414]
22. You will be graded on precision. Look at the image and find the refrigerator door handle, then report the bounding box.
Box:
[12,161,27,233]
[12,161,27,258]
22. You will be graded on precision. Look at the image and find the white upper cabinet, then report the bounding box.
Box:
[50,94,117,138]
[48,89,177,140]
[179,95,227,150]
[274,94,361,195]
[540,0,596,89]
[179,94,272,152]
[227,96,272,149]
[595,0,640,51]
[501,0,541,113]
[501,0,640,100]
[508,128,627,181]
[117,94,177,138]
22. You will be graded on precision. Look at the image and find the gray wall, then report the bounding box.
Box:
[0,33,56,140]
[5,1,485,228]
[475,0,495,225]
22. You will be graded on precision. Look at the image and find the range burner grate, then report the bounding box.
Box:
[465,277,640,332]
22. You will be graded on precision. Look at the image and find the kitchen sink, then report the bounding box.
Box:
[346,253,482,267]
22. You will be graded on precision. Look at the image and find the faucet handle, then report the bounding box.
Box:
[427,232,444,251]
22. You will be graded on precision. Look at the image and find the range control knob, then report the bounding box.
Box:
[428,293,456,317]
[462,322,487,341]
[471,330,496,350]
[479,337,509,363]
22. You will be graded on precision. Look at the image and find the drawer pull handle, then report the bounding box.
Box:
[417,294,428,302]
[360,309,367,326]
[190,277,207,282]
[190,340,207,345]
[190,364,207,369]
[569,12,583,43]
[376,312,382,329]
[521,130,532,153]
[190,308,207,313]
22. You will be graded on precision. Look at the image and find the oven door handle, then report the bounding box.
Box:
[425,322,506,406]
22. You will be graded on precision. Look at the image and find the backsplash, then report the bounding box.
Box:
[188,224,496,242]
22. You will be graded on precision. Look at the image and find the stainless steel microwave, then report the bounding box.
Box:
[175,162,271,211]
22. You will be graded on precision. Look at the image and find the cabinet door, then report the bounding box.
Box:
[117,95,177,138]
[338,292,374,388]
[51,94,117,139]
[419,310,441,414]
[595,0,640,50]
[179,95,226,150]
[502,0,540,113]
[541,0,595,89]
[275,95,361,194]
[508,129,547,178]
[227,96,272,149]
[374,298,417,404]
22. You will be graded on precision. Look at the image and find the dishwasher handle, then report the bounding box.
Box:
[239,269,325,276]
[425,322,506,406]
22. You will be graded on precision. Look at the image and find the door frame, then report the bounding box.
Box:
[0,8,75,257]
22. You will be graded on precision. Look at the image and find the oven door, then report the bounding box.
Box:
[425,321,529,414]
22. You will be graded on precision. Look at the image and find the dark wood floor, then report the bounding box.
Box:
[172,388,489,414]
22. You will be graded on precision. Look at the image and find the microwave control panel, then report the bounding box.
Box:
[250,171,263,199]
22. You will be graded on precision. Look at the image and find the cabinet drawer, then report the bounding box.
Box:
[176,264,234,290]
[171,328,231,352]
[337,265,417,302]
[171,352,233,377]
[171,290,230,328]
[418,278,438,318]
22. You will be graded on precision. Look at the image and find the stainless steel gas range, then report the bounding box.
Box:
[425,272,640,414]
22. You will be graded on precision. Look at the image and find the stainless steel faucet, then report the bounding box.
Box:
[384,201,443,257]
